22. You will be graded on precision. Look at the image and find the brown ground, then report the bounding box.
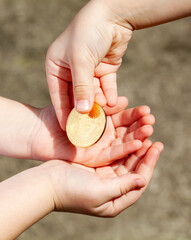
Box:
[0,1,191,239]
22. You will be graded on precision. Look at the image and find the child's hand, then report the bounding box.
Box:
[0,139,163,239]
[0,96,155,167]
[44,140,163,216]
[46,0,133,130]
[30,97,155,167]
[46,0,190,131]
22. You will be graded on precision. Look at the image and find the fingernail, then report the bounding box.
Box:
[135,179,145,188]
[76,100,90,112]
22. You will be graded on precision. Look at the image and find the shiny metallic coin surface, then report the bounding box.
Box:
[66,103,106,147]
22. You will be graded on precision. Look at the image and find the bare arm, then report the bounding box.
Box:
[102,0,191,29]
[0,141,163,239]
[0,164,54,239]
[46,0,190,123]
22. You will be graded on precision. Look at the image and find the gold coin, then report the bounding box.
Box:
[66,103,106,147]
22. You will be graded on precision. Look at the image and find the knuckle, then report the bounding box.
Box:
[70,53,87,66]
[73,84,92,95]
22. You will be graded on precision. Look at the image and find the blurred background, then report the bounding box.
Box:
[0,0,191,239]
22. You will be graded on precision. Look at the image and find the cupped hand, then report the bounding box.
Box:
[30,97,155,167]
[43,140,163,217]
[46,0,133,130]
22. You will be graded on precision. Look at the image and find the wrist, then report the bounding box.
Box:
[0,97,40,159]
[27,105,62,161]
[91,0,134,30]
[37,162,57,212]
[14,105,42,160]
[40,160,67,211]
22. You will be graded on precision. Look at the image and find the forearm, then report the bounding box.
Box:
[100,0,191,29]
[0,97,40,159]
[0,164,54,239]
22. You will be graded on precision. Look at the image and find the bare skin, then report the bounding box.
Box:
[0,96,155,167]
[46,0,191,130]
[0,95,163,238]
[0,140,163,239]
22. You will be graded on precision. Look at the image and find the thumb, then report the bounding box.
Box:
[71,58,95,113]
[101,174,146,203]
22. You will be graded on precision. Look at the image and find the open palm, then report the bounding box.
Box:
[46,140,163,217]
[30,97,155,167]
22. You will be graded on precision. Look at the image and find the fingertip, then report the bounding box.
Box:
[153,142,164,152]
[134,140,143,148]
[143,139,152,147]
[120,96,128,105]
[145,114,155,125]
[140,105,151,115]
[150,114,155,124]
[160,143,164,151]
[117,96,129,108]
[129,174,146,188]
[151,147,160,155]
[144,106,151,114]
[103,96,128,115]
[135,178,146,188]
[138,114,155,126]
[119,174,146,193]
[75,100,92,113]
[143,125,154,136]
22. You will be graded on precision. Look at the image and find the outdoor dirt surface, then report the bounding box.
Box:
[0,1,191,239]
